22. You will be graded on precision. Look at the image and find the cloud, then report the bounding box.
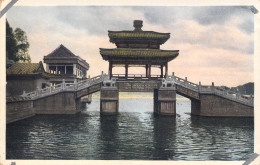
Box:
[54,6,146,36]
[168,44,253,87]
[239,19,254,34]
[162,19,253,54]
[191,6,253,25]
[6,6,254,86]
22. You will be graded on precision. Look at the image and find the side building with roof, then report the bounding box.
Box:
[6,61,51,96]
[43,44,90,85]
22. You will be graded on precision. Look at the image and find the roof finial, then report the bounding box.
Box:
[133,20,143,31]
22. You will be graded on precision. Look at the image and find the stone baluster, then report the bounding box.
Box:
[22,90,26,97]
[49,86,52,93]
[211,82,215,93]
[74,79,78,90]
[62,79,65,89]
[236,92,239,99]
[185,77,188,86]
[250,94,253,103]
[101,71,104,80]
[198,81,201,92]
[172,72,175,80]
[36,87,39,96]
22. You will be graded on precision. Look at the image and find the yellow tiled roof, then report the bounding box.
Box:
[6,62,44,75]
[100,48,179,58]
[109,31,170,38]
[108,31,170,44]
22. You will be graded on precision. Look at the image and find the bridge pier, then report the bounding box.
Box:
[191,99,201,115]
[100,79,119,115]
[154,79,176,116]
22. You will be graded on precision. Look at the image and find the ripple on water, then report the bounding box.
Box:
[6,96,254,160]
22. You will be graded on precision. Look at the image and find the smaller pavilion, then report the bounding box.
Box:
[100,20,179,79]
[44,44,89,84]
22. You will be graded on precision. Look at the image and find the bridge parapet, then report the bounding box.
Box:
[168,73,199,91]
[200,84,254,107]
[21,73,109,100]
[20,71,253,107]
[170,72,254,107]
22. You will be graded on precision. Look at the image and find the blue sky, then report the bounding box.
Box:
[7,6,254,86]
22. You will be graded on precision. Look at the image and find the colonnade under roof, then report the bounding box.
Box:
[109,61,168,78]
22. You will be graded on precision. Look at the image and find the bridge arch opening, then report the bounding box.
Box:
[175,95,191,118]
[118,92,153,113]
[85,91,154,113]
[84,91,191,118]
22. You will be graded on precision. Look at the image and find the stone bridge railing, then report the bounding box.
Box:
[166,73,254,107]
[21,71,253,107]
[21,73,109,100]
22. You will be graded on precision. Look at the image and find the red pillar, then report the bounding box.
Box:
[145,64,148,77]
[165,63,168,77]
[125,64,128,78]
[160,65,163,78]
[148,64,151,78]
[109,61,113,79]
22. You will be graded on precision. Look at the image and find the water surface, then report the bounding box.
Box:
[6,93,254,160]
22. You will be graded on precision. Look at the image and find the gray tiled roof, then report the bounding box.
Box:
[45,44,77,57]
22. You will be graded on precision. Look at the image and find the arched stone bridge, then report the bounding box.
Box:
[21,73,254,117]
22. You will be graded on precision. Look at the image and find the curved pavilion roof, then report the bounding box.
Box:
[100,48,179,61]
[108,31,170,44]
[44,44,89,69]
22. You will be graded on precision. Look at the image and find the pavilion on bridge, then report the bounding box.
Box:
[100,20,179,79]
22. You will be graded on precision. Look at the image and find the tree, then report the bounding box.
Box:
[6,20,31,63]
[6,20,18,62]
[15,28,31,62]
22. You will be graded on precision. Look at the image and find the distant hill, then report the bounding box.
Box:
[231,82,254,95]
[218,82,254,95]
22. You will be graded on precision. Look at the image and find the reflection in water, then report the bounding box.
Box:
[98,115,119,159]
[152,115,176,160]
[189,116,254,160]
[6,94,254,160]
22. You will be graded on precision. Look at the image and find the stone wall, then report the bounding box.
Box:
[6,78,49,96]
[197,94,253,117]
[7,79,36,96]
[117,81,161,92]
[34,92,80,114]
[6,99,35,124]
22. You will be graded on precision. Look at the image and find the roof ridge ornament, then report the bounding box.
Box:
[133,20,143,31]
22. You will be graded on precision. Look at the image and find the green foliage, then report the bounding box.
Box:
[6,20,31,63]
[219,82,254,95]
[6,21,18,62]
[232,82,254,95]
[230,82,254,95]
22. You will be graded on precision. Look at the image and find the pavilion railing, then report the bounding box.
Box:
[112,74,162,79]
[167,73,254,107]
